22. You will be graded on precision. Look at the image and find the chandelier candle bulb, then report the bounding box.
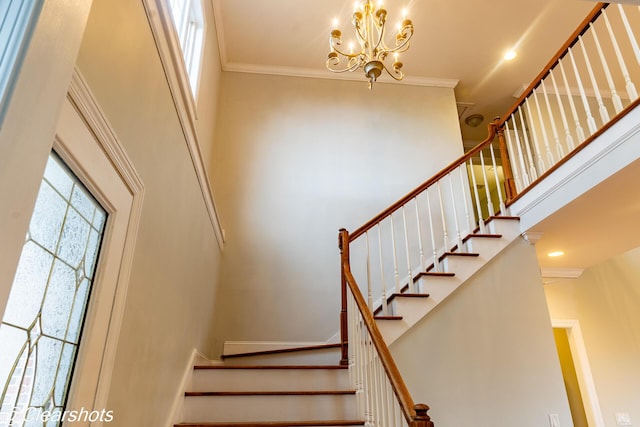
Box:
[326,0,414,88]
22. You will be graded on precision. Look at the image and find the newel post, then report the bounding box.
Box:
[338,228,350,366]
[496,124,517,202]
[411,404,435,427]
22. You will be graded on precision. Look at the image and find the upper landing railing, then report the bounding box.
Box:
[338,3,640,426]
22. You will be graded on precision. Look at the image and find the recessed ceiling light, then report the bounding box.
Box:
[548,251,565,257]
[504,50,517,61]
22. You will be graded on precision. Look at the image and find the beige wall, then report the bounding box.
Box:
[0,0,224,425]
[211,72,463,350]
[391,238,572,426]
[545,246,640,427]
[75,0,224,424]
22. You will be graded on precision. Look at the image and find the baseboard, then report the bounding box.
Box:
[167,348,199,427]
[222,341,328,356]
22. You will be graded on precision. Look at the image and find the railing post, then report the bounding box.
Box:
[339,228,350,366]
[496,123,517,202]
[411,404,435,427]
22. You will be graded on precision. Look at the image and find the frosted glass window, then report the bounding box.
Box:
[0,0,43,122]
[0,153,107,426]
[166,0,205,97]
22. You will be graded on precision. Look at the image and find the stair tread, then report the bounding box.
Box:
[176,421,365,427]
[373,315,403,320]
[195,365,348,370]
[416,271,455,277]
[186,390,355,397]
[221,343,341,360]
[392,293,430,298]
[462,233,502,243]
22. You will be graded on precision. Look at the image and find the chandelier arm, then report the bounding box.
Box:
[331,45,365,60]
[392,25,414,52]
[382,60,405,81]
[327,55,365,73]
[372,18,386,58]
[354,18,368,50]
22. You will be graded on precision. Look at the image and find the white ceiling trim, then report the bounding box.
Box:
[541,268,584,279]
[222,62,459,88]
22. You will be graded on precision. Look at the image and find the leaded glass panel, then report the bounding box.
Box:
[0,153,107,427]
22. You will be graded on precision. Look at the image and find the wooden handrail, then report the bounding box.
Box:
[349,119,501,241]
[500,2,608,124]
[339,229,435,427]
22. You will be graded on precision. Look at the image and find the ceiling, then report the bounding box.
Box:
[211,0,640,277]
[212,0,598,141]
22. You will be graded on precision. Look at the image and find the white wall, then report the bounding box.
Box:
[0,0,225,424]
[545,246,640,427]
[391,238,573,426]
[211,72,463,351]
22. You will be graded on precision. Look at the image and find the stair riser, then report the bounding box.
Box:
[464,238,504,259]
[487,219,520,239]
[222,348,340,366]
[191,369,351,392]
[183,394,357,423]
[441,255,485,278]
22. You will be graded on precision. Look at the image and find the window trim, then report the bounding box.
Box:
[141,0,225,250]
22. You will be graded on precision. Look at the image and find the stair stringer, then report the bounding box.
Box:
[377,217,522,344]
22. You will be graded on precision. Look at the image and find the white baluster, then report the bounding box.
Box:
[578,34,610,124]
[589,22,623,113]
[511,112,531,186]
[448,173,463,251]
[531,87,555,168]
[524,94,547,172]
[479,149,494,217]
[489,142,506,214]
[558,57,587,141]
[517,105,538,180]
[377,224,388,316]
[414,198,426,271]
[540,79,565,160]
[425,187,439,272]
[390,215,401,295]
[468,158,486,233]
[401,206,414,293]
[568,47,598,134]
[504,120,523,191]
[365,231,373,310]
[549,68,576,151]
[437,181,450,251]
[609,6,639,100]
[364,338,373,427]
[458,165,473,235]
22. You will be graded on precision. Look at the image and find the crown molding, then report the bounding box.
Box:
[222,61,459,88]
[541,268,584,279]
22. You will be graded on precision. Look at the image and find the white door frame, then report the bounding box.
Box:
[552,319,605,427]
[54,68,144,425]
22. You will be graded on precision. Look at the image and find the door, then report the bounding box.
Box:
[0,86,141,426]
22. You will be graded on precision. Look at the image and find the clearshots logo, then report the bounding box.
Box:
[0,407,114,423]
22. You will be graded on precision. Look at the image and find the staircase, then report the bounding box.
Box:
[373,216,522,344]
[175,345,364,427]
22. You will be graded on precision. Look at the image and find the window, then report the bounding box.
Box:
[166,0,205,97]
[0,0,42,122]
[0,153,107,425]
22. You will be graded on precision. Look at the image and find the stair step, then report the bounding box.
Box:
[186,391,355,397]
[222,343,340,360]
[195,365,348,370]
[176,421,365,427]
[374,315,403,320]
[183,393,357,423]
[220,344,341,366]
[191,365,350,392]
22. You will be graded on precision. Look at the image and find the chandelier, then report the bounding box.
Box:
[326,1,414,89]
